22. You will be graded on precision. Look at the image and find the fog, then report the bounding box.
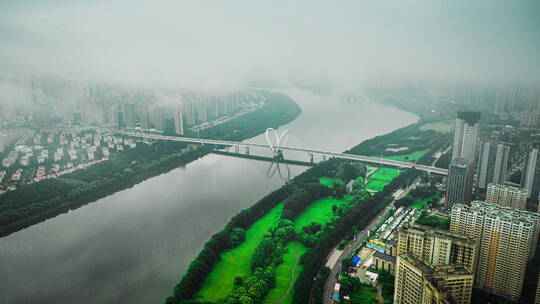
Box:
[1,0,540,91]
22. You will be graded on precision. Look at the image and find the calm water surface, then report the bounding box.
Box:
[0,89,417,304]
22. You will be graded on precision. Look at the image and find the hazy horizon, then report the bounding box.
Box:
[1,0,540,91]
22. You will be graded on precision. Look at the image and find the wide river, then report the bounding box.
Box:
[0,89,417,304]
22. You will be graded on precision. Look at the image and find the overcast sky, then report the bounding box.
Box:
[1,0,539,90]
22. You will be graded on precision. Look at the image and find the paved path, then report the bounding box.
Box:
[264,243,300,304]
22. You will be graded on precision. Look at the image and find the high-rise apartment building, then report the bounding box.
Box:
[535,275,540,304]
[452,111,481,162]
[477,142,509,189]
[0,133,8,153]
[394,253,474,304]
[451,201,540,301]
[521,148,540,202]
[397,224,477,272]
[485,183,528,210]
[446,159,475,208]
[173,105,184,135]
[520,111,538,128]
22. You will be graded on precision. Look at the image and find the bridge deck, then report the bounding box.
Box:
[122,131,448,175]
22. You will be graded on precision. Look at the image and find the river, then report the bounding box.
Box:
[0,88,418,304]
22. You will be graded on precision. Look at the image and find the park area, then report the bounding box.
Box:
[196,152,426,303]
[365,167,400,192]
[196,204,284,302]
[384,150,427,162]
[196,185,355,303]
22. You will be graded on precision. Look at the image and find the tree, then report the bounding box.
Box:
[336,162,358,181]
[333,183,346,198]
[234,276,244,286]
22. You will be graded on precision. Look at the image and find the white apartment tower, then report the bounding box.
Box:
[486,183,528,210]
[173,97,184,135]
[452,111,481,162]
[477,142,509,189]
[451,201,540,302]
[521,148,540,202]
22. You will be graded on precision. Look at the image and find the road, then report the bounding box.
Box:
[320,178,419,304]
[122,132,449,175]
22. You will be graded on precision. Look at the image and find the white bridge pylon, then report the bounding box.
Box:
[265,128,289,156]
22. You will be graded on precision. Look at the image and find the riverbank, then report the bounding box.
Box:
[0,91,301,237]
[166,112,448,304]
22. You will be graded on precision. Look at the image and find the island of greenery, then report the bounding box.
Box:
[0,91,301,237]
[165,111,450,304]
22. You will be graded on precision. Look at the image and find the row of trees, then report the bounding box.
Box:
[198,91,301,141]
[281,183,332,220]
[0,144,208,236]
[165,185,293,304]
[339,275,378,304]
[293,167,421,304]
[165,158,348,304]
[345,121,445,158]
[0,90,302,237]
[378,270,395,304]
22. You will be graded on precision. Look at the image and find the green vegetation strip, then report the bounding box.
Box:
[370,168,400,182]
[262,242,309,304]
[294,196,349,229]
[197,203,284,302]
[384,150,428,162]
[318,177,343,189]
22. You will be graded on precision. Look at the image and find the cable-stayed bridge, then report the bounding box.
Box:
[122,130,448,176]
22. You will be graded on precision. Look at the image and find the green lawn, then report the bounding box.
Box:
[319,177,343,188]
[415,191,441,206]
[384,150,428,162]
[365,179,389,192]
[364,167,402,192]
[355,285,378,303]
[262,241,309,304]
[294,197,349,228]
[416,215,450,230]
[197,203,284,302]
[369,167,401,182]
[420,121,453,133]
[410,204,424,210]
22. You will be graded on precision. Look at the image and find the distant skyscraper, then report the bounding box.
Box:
[451,201,540,302]
[522,148,540,202]
[0,133,8,153]
[477,142,509,189]
[452,111,481,162]
[520,111,538,128]
[486,183,528,210]
[446,158,475,208]
[173,105,184,135]
[394,253,474,304]
[123,103,136,128]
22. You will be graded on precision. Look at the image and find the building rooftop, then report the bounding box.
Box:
[453,201,540,224]
[374,251,396,264]
[402,223,477,244]
[400,253,472,278]
[383,239,397,247]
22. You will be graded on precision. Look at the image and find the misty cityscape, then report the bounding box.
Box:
[1,1,540,304]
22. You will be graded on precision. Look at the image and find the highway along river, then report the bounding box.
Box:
[0,88,418,304]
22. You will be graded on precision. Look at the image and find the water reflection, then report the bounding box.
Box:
[266,157,291,180]
[0,89,419,304]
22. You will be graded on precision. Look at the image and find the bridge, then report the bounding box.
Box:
[121,130,448,175]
